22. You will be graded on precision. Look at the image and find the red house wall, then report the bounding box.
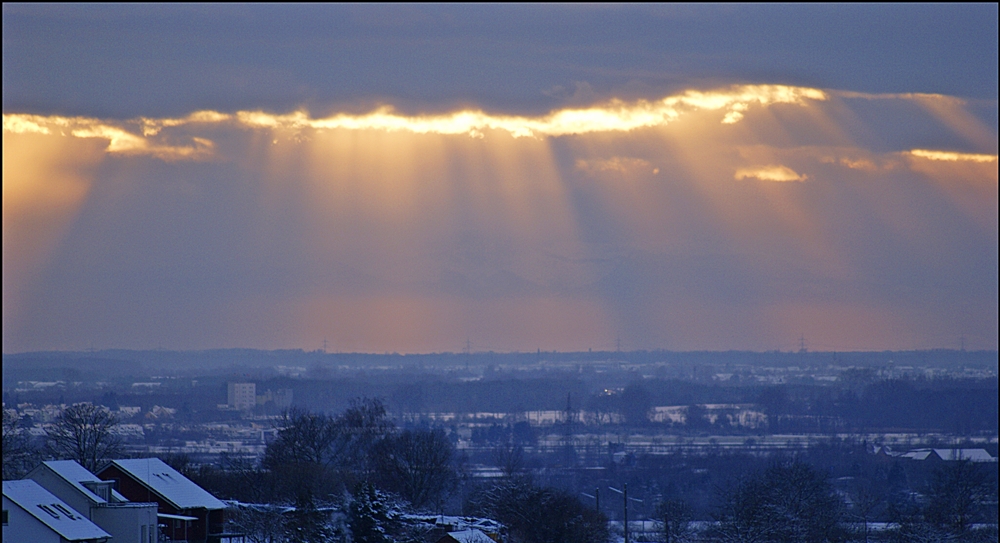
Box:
[97,464,218,542]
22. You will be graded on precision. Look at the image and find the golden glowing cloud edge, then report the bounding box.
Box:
[3,113,214,160]
[5,85,997,173]
[908,149,999,163]
[4,84,826,154]
[734,166,807,182]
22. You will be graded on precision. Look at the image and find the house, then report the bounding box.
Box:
[932,448,997,462]
[404,515,503,543]
[98,458,233,543]
[899,448,936,461]
[26,460,158,543]
[874,446,996,463]
[436,528,496,543]
[3,479,111,543]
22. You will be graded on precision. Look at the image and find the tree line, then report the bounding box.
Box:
[173,398,612,543]
[4,400,997,542]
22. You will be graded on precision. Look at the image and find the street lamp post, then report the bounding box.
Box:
[609,484,629,543]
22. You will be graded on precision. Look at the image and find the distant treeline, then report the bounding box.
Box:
[12,375,990,437]
[4,347,996,382]
[759,377,998,434]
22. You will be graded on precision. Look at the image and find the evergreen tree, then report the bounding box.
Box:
[349,482,396,543]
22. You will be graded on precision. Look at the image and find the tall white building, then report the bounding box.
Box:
[227,382,256,410]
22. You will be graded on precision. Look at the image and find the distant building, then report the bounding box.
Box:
[273,388,293,409]
[98,458,234,543]
[874,446,997,463]
[254,388,292,409]
[3,479,112,543]
[26,460,158,543]
[227,382,255,411]
[437,528,496,543]
[931,448,997,462]
[404,514,503,543]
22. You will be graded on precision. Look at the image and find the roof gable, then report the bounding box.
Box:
[933,448,997,462]
[445,529,495,543]
[106,458,225,510]
[34,460,110,504]
[900,449,934,460]
[3,480,111,541]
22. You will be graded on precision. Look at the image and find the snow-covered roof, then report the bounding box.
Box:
[445,529,495,543]
[933,449,997,462]
[107,458,225,510]
[899,449,934,461]
[404,514,503,534]
[3,480,111,541]
[35,460,114,505]
[877,447,997,463]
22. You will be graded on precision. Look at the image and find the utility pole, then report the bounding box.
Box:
[610,485,628,543]
[595,487,600,514]
[624,483,629,543]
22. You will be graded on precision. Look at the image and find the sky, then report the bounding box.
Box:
[3,4,998,353]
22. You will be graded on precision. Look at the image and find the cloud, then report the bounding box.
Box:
[3,114,215,161]
[3,83,996,352]
[818,155,881,171]
[907,149,998,163]
[5,85,828,155]
[734,165,807,182]
[576,157,658,175]
[229,85,826,138]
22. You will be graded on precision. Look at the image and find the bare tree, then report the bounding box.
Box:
[492,442,526,478]
[332,397,394,481]
[3,409,35,479]
[849,478,884,543]
[714,462,846,543]
[656,498,692,543]
[47,403,124,472]
[469,477,610,543]
[262,399,395,503]
[228,502,289,543]
[262,408,340,503]
[373,428,456,510]
[924,459,994,538]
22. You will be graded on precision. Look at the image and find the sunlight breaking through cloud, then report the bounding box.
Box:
[4,82,997,352]
[4,85,829,159]
[908,149,998,163]
[734,165,807,182]
[3,113,215,160]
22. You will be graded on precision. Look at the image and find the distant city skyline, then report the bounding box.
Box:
[3,4,997,353]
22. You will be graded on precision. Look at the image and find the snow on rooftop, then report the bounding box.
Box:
[446,528,495,543]
[933,449,997,462]
[900,449,935,461]
[37,460,110,505]
[875,447,997,463]
[108,457,225,510]
[3,480,112,541]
